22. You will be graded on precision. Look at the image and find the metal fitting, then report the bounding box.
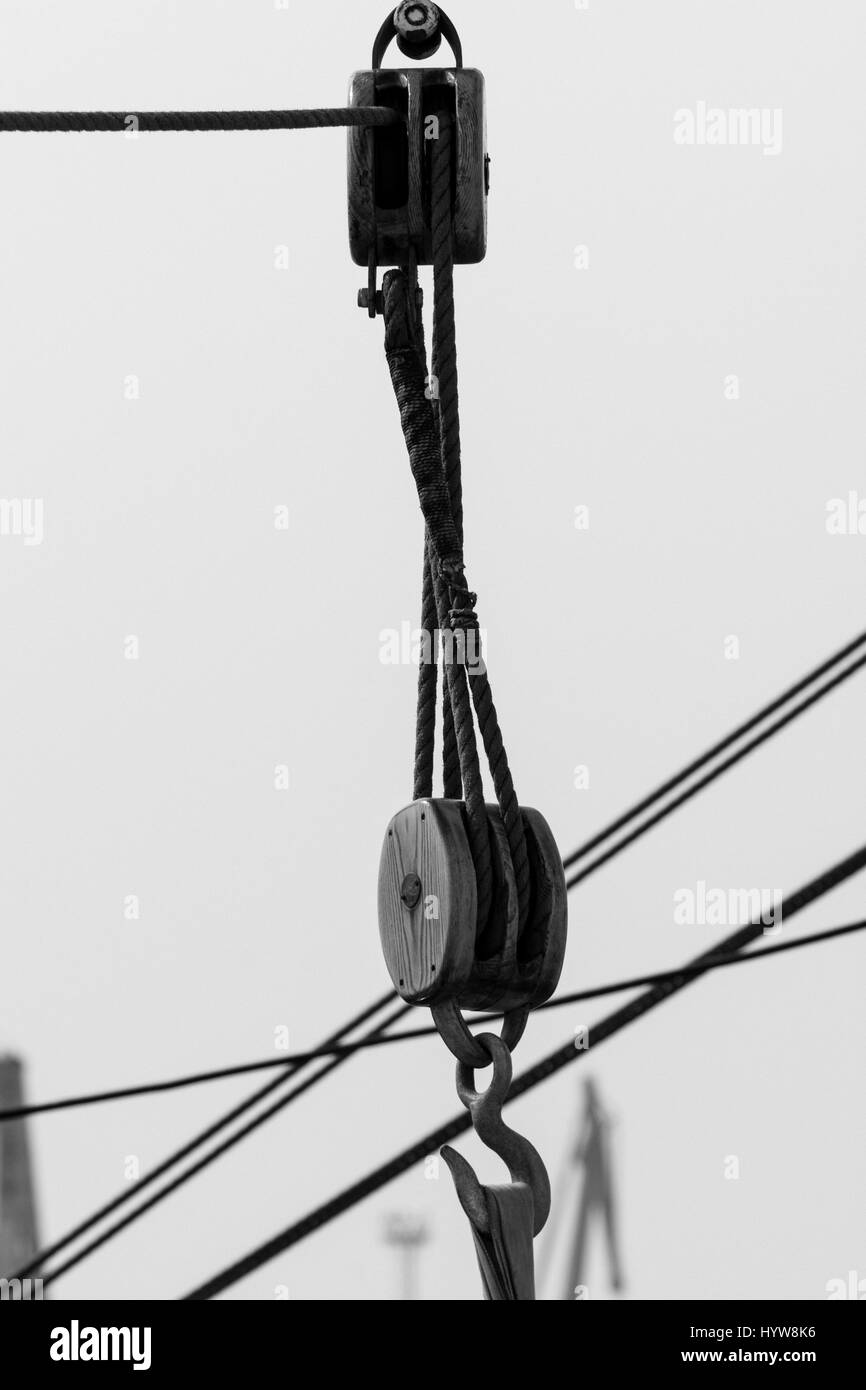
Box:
[400,873,423,910]
[394,2,442,60]
[357,287,385,316]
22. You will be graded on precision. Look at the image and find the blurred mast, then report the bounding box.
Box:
[0,1055,41,1296]
[562,1078,624,1300]
[383,1214,429,1301]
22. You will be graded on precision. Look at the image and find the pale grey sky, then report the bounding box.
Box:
[0,0,864,1301]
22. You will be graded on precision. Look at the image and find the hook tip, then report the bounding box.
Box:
[440,1145,491,1233]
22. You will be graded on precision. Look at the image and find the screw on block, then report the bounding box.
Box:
[394,1,442,60]
[400,873,423,910]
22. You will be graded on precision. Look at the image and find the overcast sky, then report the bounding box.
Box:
[1,0,864,1301]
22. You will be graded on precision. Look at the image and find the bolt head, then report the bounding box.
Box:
[357,287,385,316]
[400,872,423,910]
[394,2,440,44]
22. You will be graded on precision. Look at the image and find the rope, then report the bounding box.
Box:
[401,278,440,805]
[414,546,439,799]
[7,919,864,1124]
[431,121,464,549]
[16,628,866,1281]
[5,80,864,1293]
[383,267,493,930]
[385,246,531,931]
[514,918,866,1008]
[36,1006,412,1292]
[182,842,866,1299]
[392,113,530,936]
[429,117,532,927]
[0,108,401,133]
[564,625,866,871]
[11,993,407,1282]
[430,119,465,803]
[567,648,866,890]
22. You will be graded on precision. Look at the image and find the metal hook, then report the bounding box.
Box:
[431,998,528,1070]
[440,1033,551,1238]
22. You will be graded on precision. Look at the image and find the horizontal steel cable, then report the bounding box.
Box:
[35,1008,412,1291]
[182,843,866,1299]
[11,993,407,1282]
[12,629,866,1283]
[5,83,863,1297]
[0,108,400,133]
[568,650,866,889]
[563,625,866,870]
[5,919,863,1123]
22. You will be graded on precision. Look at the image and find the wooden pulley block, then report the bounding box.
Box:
[348,8,488,268]
[378,800,568,1015]
[378,800,477,1005]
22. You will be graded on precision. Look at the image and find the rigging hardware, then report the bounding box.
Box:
[363,9,567,1300]
[348,3,487,283]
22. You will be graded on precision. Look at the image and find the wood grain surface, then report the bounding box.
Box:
[378,799,476,1004]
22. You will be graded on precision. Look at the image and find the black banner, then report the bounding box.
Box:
[0,1298,860,1374]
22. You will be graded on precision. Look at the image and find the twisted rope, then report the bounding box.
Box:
[406,288,439,804]
[0,108,401,133]
[429,117,531,928]
[431,119,464,544]
[430,118,465,803]
[406,260,462,801]
[414,546,439,800]
[383,269,493,932]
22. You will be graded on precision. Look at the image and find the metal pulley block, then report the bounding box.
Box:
[377,799,568,1040]
[348,3,489,270]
